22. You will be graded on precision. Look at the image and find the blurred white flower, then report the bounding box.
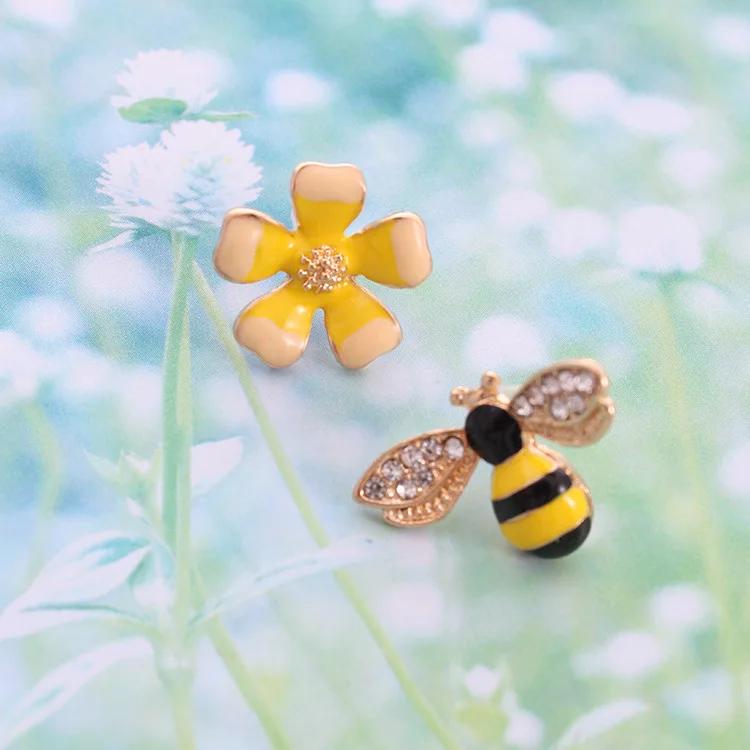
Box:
[547,70,626,122]
[718,440,750,498]
[617,205,702,274]
[575,631,667,680]
[616,95,693,138]
[15,296,82,344]
[659,145,723,191]
[111,49,225,113]
[381,582,444,637]
[466,316,549,373]
[98,121,262,236]
[547,207,612,259]
[371,0,484,26]
[464,665,502,700]
[493,188,550,231]
[116,365,162,438]
[265,69,335,111]
[505,709,544,748]
[459,43,528,96]
[54,345,116,402]
[459,8,556,96]
[6,0,76,30]
[707,15,750,59]
[649,583,713,633]
[485,9,557,57]
[76,248,160,311]
[0,330,49,407]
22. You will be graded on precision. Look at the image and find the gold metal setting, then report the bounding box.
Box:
[297,245,350,293]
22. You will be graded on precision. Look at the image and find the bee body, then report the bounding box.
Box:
[465,403,591,559]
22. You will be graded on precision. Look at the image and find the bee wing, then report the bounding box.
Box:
[509,359,615,447]
[353,428,479,526]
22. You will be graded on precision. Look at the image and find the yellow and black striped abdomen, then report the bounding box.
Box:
[491,446,591,558]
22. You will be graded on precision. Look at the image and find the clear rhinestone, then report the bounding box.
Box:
[421,438,442,462]
[558,370,576,392]
[396,478,419,500]
[526,385,545,406]
[568,393,587,415]
[512,396,533,417]
[413,466,434,487]
[576,371,596,394]
[541,375,560,395]
[400,444,424,468]
[380,459,404,483]
[550,397,570,421]
[363,476,386,500]
[444,436,465,460]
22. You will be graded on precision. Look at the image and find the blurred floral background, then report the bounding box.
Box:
[1,0,749,748]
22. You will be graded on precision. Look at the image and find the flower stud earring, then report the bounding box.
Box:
[213,162,432,369]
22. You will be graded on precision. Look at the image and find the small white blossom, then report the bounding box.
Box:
[505,709,544,748]
[719,440,750,498]
[707,15,750,59]
[485,9,557,57]
[464,665,502,700]
[649,583,713,633]
[111,49,224,113]
[575,631,667,680]
[617,205,702,274]
[98,121,262,236]
[660,146,723,191]
[7,0,76,30]
[265,69,335,111]
[616,95,693,138]
[0,330,50,407]
[15,296,82,344]
[547,70,626,122]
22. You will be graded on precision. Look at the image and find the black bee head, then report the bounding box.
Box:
[464,403,523,465]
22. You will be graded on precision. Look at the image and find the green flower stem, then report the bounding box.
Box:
[653,280,746,742]
[21,399,64,577]
[191,263,461,750]
[161,232,198,750]
[206,619,294,750]
[165,677,196,750]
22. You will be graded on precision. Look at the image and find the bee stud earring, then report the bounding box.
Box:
[213,162,432,369]
[353,360,615,559]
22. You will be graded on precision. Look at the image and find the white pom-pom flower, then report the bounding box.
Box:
[111,49,224,113]
[98,121,262,237]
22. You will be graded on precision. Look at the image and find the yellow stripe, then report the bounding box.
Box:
[500,487,590,551]
[491,446,556,499]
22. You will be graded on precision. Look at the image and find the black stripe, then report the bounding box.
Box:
[526,517,592,559]
[492,468,572,523]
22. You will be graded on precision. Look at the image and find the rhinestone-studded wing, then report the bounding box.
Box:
[353,429,479,527]
[508,359,615,446]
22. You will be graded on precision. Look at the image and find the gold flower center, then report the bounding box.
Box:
[297,245,349,293]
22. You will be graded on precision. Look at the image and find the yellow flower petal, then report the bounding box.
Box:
[291,162,366,242]
[349,212,432,288]
[234,280,315,368]
[214,208,296,283]
[322,283,402,369]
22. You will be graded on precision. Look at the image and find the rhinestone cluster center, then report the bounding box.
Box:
[297,245,349,293]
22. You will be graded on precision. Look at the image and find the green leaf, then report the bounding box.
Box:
[193,536,379,626]
[0,532,150,641]
[118,97,188,124]
[0,638,151,749]
[554,700,649,749]
[455,703,510,744]
[188,110,255,122]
